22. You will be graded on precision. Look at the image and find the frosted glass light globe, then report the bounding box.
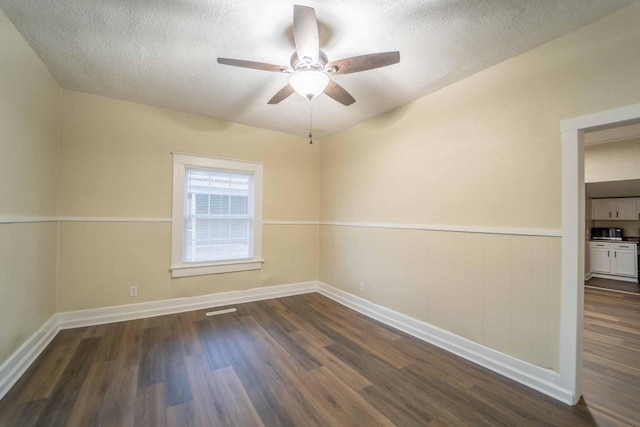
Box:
[290,70,330,99]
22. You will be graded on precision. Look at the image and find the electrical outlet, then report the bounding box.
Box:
[359,282,365,292]
[129,286,138,297]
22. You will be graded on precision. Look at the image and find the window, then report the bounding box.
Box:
[171,153,263,278]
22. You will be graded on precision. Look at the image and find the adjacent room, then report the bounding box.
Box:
[1,1,640,426]
[581,130,640,424]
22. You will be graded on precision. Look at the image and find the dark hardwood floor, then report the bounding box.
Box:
[586,277,640,295]
[0,292,631,426]
[583,287,640,426]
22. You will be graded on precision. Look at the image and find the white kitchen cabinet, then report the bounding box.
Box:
[592,199,614,220]
[592,197,640,220]
[590,243,611,273]
[612,243,637,277]
[614,199,637,220]
[590,241,638,279]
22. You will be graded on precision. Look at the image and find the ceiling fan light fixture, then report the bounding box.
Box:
[217,5,399,106]
[290,70,329,99]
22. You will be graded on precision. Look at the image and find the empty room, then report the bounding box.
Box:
[1,1,640,426]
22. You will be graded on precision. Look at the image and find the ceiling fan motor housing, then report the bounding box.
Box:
[290,51,329,72]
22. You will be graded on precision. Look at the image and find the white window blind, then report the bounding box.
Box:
[184,167,253,263]
[171,153,263,278]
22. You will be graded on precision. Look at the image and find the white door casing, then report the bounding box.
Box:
[561,102,640,405]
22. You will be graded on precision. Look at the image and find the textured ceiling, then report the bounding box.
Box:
[0,0,635,137]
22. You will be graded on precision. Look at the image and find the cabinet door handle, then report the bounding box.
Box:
[617,211,619,218]
[608,251,610,257]
[615,252,617,258]
[609,211,612,218]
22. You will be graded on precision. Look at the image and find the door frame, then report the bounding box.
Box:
[560,102,640,404]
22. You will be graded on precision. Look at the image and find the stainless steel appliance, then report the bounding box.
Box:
[591,227,623,241]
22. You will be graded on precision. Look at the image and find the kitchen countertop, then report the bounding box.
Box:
[590,238,640,243]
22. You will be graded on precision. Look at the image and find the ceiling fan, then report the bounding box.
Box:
[217,5,400,106]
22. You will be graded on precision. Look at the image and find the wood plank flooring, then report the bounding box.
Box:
[0,292,632,426]
[586,277,640,295]
[583,288,640,425]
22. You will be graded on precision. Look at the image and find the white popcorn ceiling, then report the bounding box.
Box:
[0,0,634,138]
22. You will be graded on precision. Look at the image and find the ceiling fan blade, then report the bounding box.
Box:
[268,84,295,104]
[293,5,319,64]
[217,58,290,73]
[326,51,400,75]
[324,80,356,106]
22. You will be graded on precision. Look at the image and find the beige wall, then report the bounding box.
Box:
[585,138,640,183]
[3,0,640,380]
[321,226,561,369]
[0,13,60,364]
[56,91,319,311]
[320,3,640,370]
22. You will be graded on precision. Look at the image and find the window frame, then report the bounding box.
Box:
[171,153,263,278]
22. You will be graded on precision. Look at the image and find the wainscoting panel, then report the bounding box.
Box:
[319,225,561,372]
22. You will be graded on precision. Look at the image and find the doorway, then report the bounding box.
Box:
[560,103,640,415]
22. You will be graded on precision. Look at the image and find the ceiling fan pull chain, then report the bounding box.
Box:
[309,98,313,144]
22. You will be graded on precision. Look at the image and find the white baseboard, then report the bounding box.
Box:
[591,273,638,283]
[0,281,316,401]
[1,279,574,406]
[585,272,593,281]
[56,281,318,330]
[316,281,574,405]
[0,315,60,401]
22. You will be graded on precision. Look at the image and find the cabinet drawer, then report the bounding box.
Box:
[590,242,611,249]
[612,243,637,251]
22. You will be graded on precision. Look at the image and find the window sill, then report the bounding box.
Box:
[170,259,264,278]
